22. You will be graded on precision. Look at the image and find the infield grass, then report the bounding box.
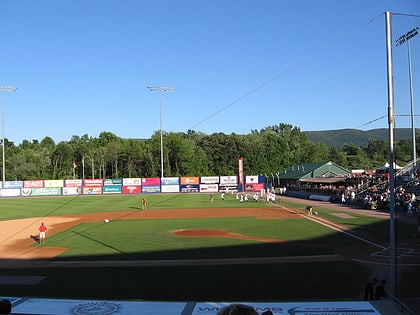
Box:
[47,217,349,260]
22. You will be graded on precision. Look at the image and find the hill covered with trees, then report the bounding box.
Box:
[305,128,415,147]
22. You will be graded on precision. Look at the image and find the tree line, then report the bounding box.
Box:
[2,123,415,181]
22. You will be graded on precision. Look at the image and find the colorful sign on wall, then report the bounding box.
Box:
[44,180,64,188]
[123,178,141,186]
[3,181,24,189]
[245,183,265,192]
[161,177,180,185]
[103,185,122,194]
[219,176,237,185]
[21,187,62,197]
[180,177,199,185]
[122,185,141,194]
[64,179,83,187]
[104,178,123,186]
[63,187,82,195]
[83,187,102,195]
[142,177,160,186]
[199,184,219,193]
[180,184,199,193]
[200,176,219,184]
[84,179,104,187]
[23,180,44,188]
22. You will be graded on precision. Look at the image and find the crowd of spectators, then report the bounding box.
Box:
[284,164,420,213]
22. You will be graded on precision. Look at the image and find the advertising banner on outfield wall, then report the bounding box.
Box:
[161,177,180,193]
[142,185,161,193]
[245,175,259,184]
[21,187,62,197]
[83,187,102,195]
[220,176,237,185]
[180,184,199,193]
[3,181,23,189]
[44,180,64,188]
[0,188,21,197]
[84,179,104,187]
[245,183,265,192]
[142,177,160,186]
[103,185,122,194]
[23,180,44,188]
[161,185,180,193]
[199,184,219,192]
[122,185,141,194]
[64,179,83,187]
[161,177,180,185]
[218,184,238,192]
[63,187,82,195]
[123,178,141,186]
[200,176,219,184]
[104,178,123,186]
[180,177,199,185]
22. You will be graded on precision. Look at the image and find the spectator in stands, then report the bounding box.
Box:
[364,278,378,300]
[217,303,258,315]
[375,280,388,300]
[0,299,11,314]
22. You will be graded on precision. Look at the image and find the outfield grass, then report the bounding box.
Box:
[1,193,418,301]
[0,193,273,220]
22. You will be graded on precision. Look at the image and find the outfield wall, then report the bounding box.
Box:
[0,175,269,198]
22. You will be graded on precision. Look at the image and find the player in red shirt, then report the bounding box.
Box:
[141,198,147,210]
[38,222,47,244]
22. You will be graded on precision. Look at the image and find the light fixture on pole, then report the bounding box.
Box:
[0,85,17,189]
[396,26,419,166]
[147,85,174,177]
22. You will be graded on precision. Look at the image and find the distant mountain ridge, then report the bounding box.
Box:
[304,128,415,147]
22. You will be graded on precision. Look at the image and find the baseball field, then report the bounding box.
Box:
[0,193,419,302]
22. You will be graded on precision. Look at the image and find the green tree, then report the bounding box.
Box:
[51,142,74,179]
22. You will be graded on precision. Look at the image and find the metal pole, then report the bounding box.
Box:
[160,90,163,178]
[385,11,397,297]
[0,85,17,189]
[1,93,4,188]
[408,40,416,165]
[147,85,174,178]
[396,27,419,166]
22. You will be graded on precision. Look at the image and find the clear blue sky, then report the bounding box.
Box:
[0,0,419,144]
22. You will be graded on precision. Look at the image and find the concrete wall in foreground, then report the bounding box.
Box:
[2,296,383,315]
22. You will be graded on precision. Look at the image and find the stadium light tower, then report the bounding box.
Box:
[0,85,17,188]
[396,27,419,165]
[147,85,174,177]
